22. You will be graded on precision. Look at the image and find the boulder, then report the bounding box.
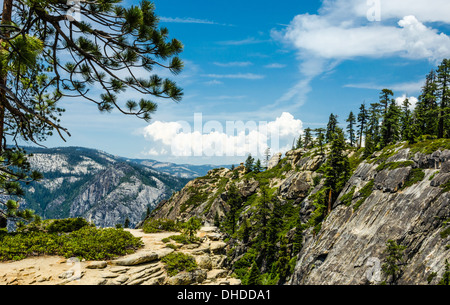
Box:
[268,153,282,169]
[374,167,412,192]
[111,251,159,266]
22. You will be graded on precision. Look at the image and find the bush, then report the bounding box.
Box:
[46,217,91,233]
[0,226,143,261]
[142,218,180,233]
[161,252,198,276]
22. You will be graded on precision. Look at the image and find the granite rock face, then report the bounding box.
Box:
[148,144,450,285]
[289,147,450,285]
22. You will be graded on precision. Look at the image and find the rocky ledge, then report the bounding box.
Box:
[0,227,240,286]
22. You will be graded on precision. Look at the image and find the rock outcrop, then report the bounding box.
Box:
[148,141,450,285]
[0,227,240,286]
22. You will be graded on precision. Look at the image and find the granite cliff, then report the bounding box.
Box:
[146,139,450,285]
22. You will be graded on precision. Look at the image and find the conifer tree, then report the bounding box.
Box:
[295,134,303,149]
[314,128,326,155]
[254,159,263,174]
[246,260,261,285]
[367,103,382,146]
[323,128,350,213]
[266,196,282,267]
[414,70,438,137]
[400,97,414,142]
[379,89,394,115]
[244,154,255,173]
[257,185,270,242]
[225,183,242,234]
[380,101,401,148]
[346,111,356,147]
[303,128,313,148]
[325,113,338,143]
[436,58,450,138]
[357,103,368,148]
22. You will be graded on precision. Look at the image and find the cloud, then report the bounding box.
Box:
[345,80,425,94]
[264,63,286,69]
[272,0,450,106]
[202,73,265,80]
[140,112,303,158]
[218,37,270,45]
[159,17,233,26]
[395,94,418,109]
[213,61,253,67]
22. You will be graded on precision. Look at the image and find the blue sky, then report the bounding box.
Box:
[40,0,450,165]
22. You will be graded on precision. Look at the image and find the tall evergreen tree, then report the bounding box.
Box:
[368,103,382,147]
[400,97,414,142]
[257,185,270,242]
[323,128,350,214]
[303,128,313,149]
[295,134,303,149]
[244,154,255,173]
[254,159,263,174]
[357,103,368,148]
[414,70,439,137]
[380,101,401,148]
[314,128,326,155]
[225,183,242,234]
[436,58,450,138]
[266,196,283,267]
[346,111,356,147]
[379,89,394,115]
[325,113,338,143]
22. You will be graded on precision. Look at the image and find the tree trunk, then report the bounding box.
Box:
[0,0,14,153]
[327,188,332,215]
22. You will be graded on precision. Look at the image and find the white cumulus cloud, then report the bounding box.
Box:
[140,112,303,158]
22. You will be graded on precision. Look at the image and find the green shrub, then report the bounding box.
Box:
[376,161,415,172]
[354,180,374,211]
[161,252,198,276]
[142,218,180,233]
[401,168,425,190]
[45,217,91,233]
[0,227,143,261]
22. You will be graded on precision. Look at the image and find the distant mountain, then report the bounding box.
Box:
[17,146,200,228]
[120,158,231,179]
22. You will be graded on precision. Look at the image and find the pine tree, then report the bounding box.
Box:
[314,128,326,155]
[225,183,242,234]
[368,103,382,147]
[303,128,313,148]
[414,70,439,137]
[266,196,283,267]
[244,154,255,173]
[214,211,220,228]
[382,240,406,284]
[323,128,351,213]
[380,101,401,148]
[241,216,250,244]
[357,103,368,148]
[257,186,270,242]
[246,261,261,285]
[254,159,263,174]
[436,58,450,138]
[295,134,304,149]
[346,111,356,147]
[325,113,338,143]
[379,89,394,115]
[400,97,414,142]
